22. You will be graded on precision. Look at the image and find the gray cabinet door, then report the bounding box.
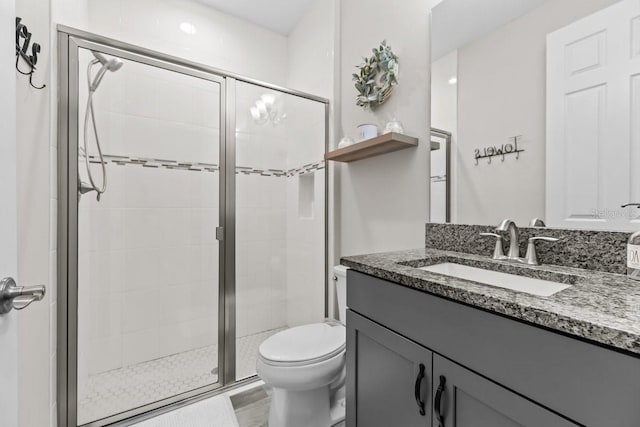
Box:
[346,310,432,427]
[432,355,579,427]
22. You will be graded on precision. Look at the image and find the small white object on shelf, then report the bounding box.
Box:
[357,124,378,141]
[384,120,404,134]
[338,136,354,149]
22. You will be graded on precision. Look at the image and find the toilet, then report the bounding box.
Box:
[256,265,348,427]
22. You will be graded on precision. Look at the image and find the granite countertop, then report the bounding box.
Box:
[341,248,640,356]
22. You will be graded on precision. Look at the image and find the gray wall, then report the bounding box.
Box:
[337,0,431,256]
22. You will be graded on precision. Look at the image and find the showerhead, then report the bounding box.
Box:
[89,51,123,91]
[92,51,124,72]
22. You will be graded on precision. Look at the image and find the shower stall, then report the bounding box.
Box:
[57,28,328,427]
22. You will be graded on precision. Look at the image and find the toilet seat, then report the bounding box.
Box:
[259,322,346,367]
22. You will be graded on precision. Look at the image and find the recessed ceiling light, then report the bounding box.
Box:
[448,76,457,85]
[179,22,197,35]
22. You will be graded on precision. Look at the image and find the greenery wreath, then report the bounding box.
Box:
[353,40,399,109]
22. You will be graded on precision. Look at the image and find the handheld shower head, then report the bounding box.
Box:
[92,51,124,72]
[81,51,124,201]
[89,51,123,91]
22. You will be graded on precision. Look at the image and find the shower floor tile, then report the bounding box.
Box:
[78,329,283,425]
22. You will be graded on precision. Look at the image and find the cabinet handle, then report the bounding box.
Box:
[435,375,446,427]
[414,363,426,416]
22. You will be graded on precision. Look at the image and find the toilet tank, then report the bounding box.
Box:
[333,265,349,323]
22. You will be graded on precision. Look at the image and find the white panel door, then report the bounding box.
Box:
[0,0,19,426]
[547,0,640,231]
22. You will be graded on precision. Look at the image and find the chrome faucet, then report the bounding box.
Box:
[496,219,520,259]
[479,219,560,265]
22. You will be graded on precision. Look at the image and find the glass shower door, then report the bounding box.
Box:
[75,47,224,425]
[233,80,327,380]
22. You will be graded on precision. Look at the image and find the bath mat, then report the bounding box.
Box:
[133,394,239,427]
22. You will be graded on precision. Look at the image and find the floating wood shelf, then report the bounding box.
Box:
[324,132,419,163]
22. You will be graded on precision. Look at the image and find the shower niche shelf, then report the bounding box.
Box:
[324,132,419,163]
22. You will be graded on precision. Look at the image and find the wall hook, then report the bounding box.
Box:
[15,17,46,90]
[28,72,46,90]
[474,135,525,166]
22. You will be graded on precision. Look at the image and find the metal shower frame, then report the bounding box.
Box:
[57,26,329,427]
[430,127,452,223]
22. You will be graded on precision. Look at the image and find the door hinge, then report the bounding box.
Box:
[216,227,224,241]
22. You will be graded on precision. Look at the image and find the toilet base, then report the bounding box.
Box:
[267,386,345,427]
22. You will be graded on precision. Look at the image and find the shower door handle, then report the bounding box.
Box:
[0,277,46,315]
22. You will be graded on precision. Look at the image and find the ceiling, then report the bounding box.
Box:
[196,0,314,35]
[431,0,546,61]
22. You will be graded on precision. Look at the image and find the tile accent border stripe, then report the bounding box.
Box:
[88,154,324,177]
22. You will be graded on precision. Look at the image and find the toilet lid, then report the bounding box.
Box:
[259,322,346,364]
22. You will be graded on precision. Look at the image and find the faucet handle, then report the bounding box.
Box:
[479,233,505,259]
[529,218,546,227]
[525,236,560,265]
[529,236,559,242]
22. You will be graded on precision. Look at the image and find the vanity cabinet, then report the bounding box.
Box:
[347,310,577,427]
[345,271,640,427]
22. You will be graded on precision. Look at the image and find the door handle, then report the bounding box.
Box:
[414,363,426,416]
[215,226,224,241]
[434,375,447,427]
[0,277,46,314]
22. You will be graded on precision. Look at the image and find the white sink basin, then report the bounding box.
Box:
[419,263,572,297]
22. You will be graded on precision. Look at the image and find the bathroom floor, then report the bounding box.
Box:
[231,385,346,427]
[78,329,283,425]
[231,385,270,427]
[130,382,346,427]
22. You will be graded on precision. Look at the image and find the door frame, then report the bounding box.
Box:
[57,26,330,427]
[429,127,452,223]
[0,0,18,425]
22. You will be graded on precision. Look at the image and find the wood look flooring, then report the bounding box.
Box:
[230,385,345,427]
[231,386,270,427]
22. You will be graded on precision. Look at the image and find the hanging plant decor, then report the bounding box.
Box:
[353,40,399,109]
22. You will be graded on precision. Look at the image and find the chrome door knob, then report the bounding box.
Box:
[0,277,46,314]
